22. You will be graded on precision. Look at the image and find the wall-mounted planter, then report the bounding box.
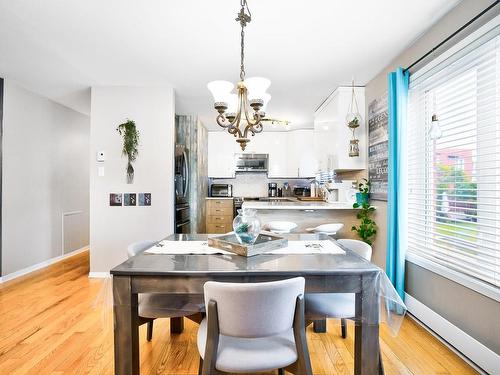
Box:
[116,119,140,184]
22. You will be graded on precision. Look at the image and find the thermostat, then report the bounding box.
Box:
[97,151,106,162]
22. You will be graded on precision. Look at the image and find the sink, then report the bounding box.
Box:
[258,197,296,202]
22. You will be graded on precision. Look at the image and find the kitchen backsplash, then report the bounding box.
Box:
[210,173,310,197]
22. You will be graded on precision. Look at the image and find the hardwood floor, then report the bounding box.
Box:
[0,251,477,375]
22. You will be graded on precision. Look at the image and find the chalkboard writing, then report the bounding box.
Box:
[368,95,388,201]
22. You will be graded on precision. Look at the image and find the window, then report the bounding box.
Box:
[407,21,500,293]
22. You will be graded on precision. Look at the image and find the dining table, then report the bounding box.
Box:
[111,233,392,375]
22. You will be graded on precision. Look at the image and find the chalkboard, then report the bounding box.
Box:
[368,94,388,201]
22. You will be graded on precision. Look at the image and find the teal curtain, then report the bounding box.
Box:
[386,67,409,301]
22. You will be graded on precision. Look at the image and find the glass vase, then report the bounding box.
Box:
[233,208,261,245]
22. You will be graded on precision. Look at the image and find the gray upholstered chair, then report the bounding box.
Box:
[197,277,312,375]
[127,240,205,341]
[305,238,372,337]
[305,239,384,373]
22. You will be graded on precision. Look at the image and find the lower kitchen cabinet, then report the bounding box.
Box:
[206,199,234,234]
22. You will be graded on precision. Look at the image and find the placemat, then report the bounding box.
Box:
[145,240,344,255]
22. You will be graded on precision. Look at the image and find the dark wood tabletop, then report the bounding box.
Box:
[111,233,381,277]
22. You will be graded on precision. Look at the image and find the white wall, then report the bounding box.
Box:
[2,79,90,276]
[90,87,175,273]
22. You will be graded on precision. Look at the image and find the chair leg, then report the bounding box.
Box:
[293,296,313,375]
[313,319,327,333]
[170,316,184,334]
[341,318,347,338]
[379,342,385,375]
[146,319,154,341]
[278,368,285,375]
[198,357,203,375]
[202,301,220,375]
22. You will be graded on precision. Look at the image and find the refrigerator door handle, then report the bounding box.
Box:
[176,220,190,228]
[183,149,189,198]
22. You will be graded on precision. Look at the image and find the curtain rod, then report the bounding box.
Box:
[405,1,499,72]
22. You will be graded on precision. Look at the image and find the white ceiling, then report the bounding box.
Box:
[0,0,460,129]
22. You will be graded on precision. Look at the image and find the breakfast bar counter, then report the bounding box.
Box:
[242,199,358,210]
[242,199,372,234]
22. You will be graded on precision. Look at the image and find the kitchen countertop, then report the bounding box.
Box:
[205,197,234,200]
[242,200,357,210]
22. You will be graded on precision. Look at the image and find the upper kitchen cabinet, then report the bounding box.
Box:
[207,131,236,178]
[263,133,288,178]
[287,130,317,178]
[314,86,366,171]
[207,130,317,178]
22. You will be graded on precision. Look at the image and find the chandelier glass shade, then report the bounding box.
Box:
[207,0,271,151]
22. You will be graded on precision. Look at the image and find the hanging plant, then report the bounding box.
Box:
[346,80,362,157]
[116,119,140,184]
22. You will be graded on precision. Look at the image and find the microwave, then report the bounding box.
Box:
[210,184,233,197]
[234,153,268,172]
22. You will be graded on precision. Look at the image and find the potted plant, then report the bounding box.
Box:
[348,116,360,128]
[356,178,370,205]
[117,119,140,184]
[351,201,377,246]
[351,178,376,245]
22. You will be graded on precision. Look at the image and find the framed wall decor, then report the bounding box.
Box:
[368,94,389,201]
[109,193,123,206]
[124,193,137,206]
[139,193,151,206]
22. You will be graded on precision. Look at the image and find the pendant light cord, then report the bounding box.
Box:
[237,0,251,81]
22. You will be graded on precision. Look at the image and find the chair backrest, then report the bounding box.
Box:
[127,240,156,258]
[337,239,372,261]
[204,277,304,338]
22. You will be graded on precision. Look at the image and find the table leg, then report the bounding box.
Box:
[170,317,184,333]
[312,319,327,333]
[113,275,140,375]
[354,275,379,375]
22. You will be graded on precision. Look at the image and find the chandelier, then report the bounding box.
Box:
[207,0,271,151]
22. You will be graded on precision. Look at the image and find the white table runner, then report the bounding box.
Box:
[145,240,345,255]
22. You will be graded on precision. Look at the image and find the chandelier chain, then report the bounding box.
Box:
[240,26,245,80]
[236,0,251,81]
[210,0,275,151]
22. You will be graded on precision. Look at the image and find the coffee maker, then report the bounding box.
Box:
[268,182,278,197]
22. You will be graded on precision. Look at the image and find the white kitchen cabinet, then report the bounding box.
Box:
[208,130,318,178]
[207,132,236,178]
[314,86,366,171]
[266,133,288,178]
[236,132,292,178]
[286,130,317,178]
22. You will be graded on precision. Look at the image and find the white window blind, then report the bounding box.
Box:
[407,23,500,289]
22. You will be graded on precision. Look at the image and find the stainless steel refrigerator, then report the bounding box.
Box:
[174,144,190,233]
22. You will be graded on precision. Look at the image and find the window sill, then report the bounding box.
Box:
[406,253,500,303]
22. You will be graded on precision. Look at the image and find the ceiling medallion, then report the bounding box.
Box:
[207,0,271,151]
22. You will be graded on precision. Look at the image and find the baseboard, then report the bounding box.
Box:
[88,271,110,278]
[0,246,89,283]
[405,293,499,375]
